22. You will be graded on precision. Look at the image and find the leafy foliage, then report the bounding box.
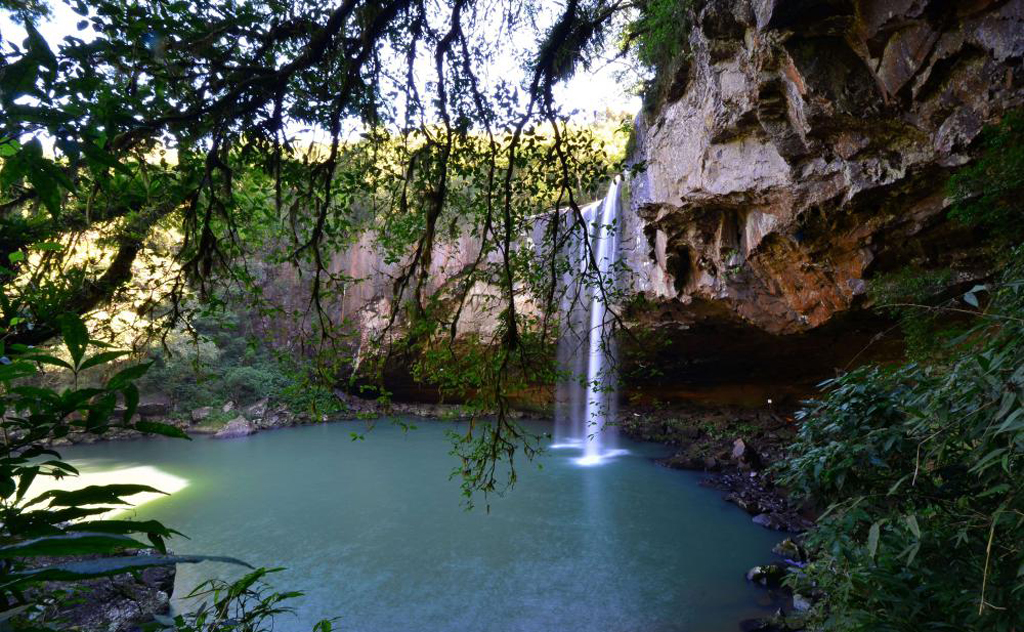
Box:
[0,313,264,627]
[867,266,960,360]
[138,310,289,411]
[159,568,335,632]
[620,0,695,114]
[948,110,1024,244]
[622,0,693,70]
[778,248,1024,631]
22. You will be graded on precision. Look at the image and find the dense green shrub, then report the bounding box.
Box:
[867,266,962,360]
[222,365,288,403]
[948,111,1024,243]
[136,310,315,413]
[623,0,693,70]
[779,249,1024,631]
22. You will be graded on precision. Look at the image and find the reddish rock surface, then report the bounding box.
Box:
[619,0,1024,402]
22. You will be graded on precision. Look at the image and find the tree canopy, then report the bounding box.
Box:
[0,0,664,500]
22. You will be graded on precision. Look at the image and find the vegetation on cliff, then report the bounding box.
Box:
[779,116,1024,631]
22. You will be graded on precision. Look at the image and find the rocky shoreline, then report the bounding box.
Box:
[48,392,500,446]
[30,551,175,632]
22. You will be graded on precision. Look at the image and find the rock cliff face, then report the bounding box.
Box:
[255,0,1022,407]
[618,0,1024,404]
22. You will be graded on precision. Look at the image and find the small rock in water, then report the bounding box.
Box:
[137,394,171,418]
[745,563,787,588]
[752,513,774,527]
[772,538,806,563]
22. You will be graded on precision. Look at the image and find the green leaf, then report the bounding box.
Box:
[21,353,73,371]
[7,554,252,584]
[0,532,149,559]
[7,252,25,263]
[59,313,89,368]
[79,350,129,371]
[135,420,191,440]
[106,361,152,390]
[122,383,140,422]
[25,23,56,70]
[0,57,40,103]
[28,483,165,508]
[996,408,1024,434]
[61,387,105,410]
[34,242,62,251]
[84,391,116,429]
[66,519,184,539]
[27,166,61,217]
[905,514,921,539]
[81,139,129,174]
[903,542,920,566]
[0,476,15,500]
[867,521,881,559]
[0,362,37,382]
[0,140,20,158]
[15,466,37,503]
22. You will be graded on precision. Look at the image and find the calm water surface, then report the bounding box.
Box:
[62,420,783,632]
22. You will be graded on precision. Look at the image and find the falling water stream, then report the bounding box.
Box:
[555,180,626,466]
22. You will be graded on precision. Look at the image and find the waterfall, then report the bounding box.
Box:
[553,180,626,466]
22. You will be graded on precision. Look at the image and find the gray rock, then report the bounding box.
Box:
[792,592,813,612]
[34,550,174,632]
[745,563,787,588]
[245,398,269,419]
[752,513,774,528]
[214,416,256,439]
[614,0,1023,397]
[222,400,235,413]
[772,538,806,563]
[137,394,171,417]
[191,406,214,423]
[732,438,748,460]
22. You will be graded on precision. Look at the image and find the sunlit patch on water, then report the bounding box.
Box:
[25,464,188,519]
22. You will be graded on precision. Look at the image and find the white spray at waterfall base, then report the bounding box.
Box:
[553,180,627,466]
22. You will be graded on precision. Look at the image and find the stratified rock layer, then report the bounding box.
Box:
[620,0,1024,403]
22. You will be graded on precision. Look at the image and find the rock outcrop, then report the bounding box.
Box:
[213,415,258,439]
[35,552,174,632]
[620,0,1024,403]
[242,0,1022,408]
